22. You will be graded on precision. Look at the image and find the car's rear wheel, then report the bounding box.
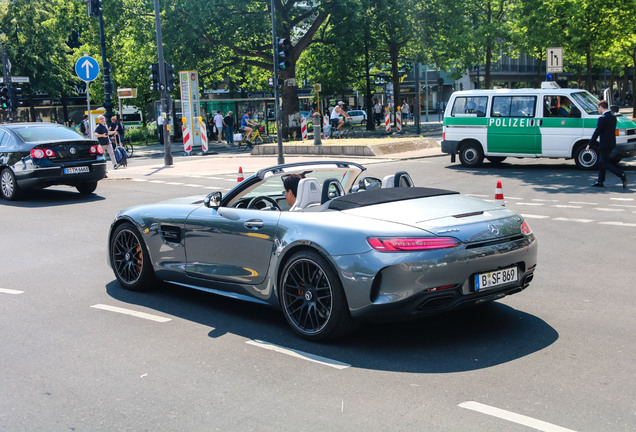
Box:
[76,181,98,195]
[280,250,356,341]
[1,168,23,201]
[110,222,156,291]
[459,141,484,167]
[486,156,507,164]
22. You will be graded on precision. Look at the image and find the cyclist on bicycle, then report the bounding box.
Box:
[330,101,352,134]
[241,109,257,142]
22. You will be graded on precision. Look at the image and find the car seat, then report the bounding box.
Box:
[290,178,322,211]
[321,178,345,204]
[381,171,414,188]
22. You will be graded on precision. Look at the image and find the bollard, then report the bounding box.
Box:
[313,112,322,145]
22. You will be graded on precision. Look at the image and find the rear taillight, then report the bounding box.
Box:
[30,148,55,159]
[90,144,104,154]
[368,237,459,252]
[521,221,532,235]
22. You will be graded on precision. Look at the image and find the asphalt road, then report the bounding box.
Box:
[1,154,634,431]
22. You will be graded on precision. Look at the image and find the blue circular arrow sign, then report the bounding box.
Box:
[75,56,100,82]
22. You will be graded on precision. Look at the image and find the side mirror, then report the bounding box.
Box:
[356,176,381,191]
[204,191,222,209]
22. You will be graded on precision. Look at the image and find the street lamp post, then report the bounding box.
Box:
[153,0,173,166]
[270,0,284,165]
[96,5,114,120]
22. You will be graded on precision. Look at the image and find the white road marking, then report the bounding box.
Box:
[165,181,183,185]
[553,217,594,223]
[594,208,625,212]
[184,183,204,188]
[467,194,489,198]
[532,198,558,202]
[516,202,545,206]
[505,196,523,200]
[610,204,636,208]
[552,205,582,209]
[148,180,166,184]
[598,221,636,228]
[610,197,634,201]
[90,304,172,322]
[246,339,350,370]
[569,201,598,205]
[0,288,24,295]
[459,401,577,432]
[132,178,146,182]
[521,214,550,219]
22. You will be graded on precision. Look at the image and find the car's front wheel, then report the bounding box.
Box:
[280,250,357,341]
[110,222,157,291]
[0,168,23,200]
[574,143,599,170]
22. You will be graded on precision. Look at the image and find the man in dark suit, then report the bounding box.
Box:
[586,100,627,188]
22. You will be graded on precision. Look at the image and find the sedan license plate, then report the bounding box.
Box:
[475,266,517,291]
[64,166,89,174]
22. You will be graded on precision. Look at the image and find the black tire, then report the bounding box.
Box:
[458,142,485,167]
[574,143,599,170]
[279,250,357,341]
[110,222,157,292]
[76,181,98,195]
[0,168,23,201]
[486,156,507,164]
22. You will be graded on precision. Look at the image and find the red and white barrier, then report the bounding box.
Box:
[200,121,208,153]
[301,117,308,140]
[385,109,391,133]
[396,109,402,133]
[183,124,192,153]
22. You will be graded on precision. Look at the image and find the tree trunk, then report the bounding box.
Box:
[280,65,300,140]
[364,37,374,131]
[586,44,593,92]
[390,44,400,127]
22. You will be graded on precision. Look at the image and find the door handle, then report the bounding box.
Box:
[244,219,264,229]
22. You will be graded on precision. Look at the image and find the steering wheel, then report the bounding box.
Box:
[247,195,280,210]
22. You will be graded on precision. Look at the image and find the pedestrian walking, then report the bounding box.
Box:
[401,100,410,126]
[94,115,118,170]
[80,114,90,138]
[223,111,234,146]
[214,110,224,143]
[587,100,627,189]
[157,114,164,143]
[373,100,383,126]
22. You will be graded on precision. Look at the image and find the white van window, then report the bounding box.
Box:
[451,96,488,117]
[571,91,599,115]
[491,96,536,117]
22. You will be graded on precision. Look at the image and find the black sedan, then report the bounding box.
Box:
[0,123,107,200]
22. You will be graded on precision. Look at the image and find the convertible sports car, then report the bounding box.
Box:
[108,161,537,341]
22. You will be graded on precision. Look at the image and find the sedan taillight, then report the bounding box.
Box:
[368,237,459,252]
[30,148,56,159]
[90,144,104,154]
[521,221,532,235]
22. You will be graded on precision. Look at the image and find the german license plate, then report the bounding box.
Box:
[64,166,89,174]
[475,266,517,291]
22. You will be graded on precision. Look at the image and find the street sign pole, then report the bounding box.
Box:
[2,41,12,122]
[75,55,100,138]
[86,81,91,138]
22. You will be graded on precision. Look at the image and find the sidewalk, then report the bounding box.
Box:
[107,128,444,182]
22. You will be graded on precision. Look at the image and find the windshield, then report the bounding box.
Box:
[15,125,84,142]
[570,91,599,115]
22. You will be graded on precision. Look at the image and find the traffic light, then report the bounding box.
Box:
[86,0,101,17]
[0,87,8,110]
[10,87,24,108]
[277,38,290,71]
[164,63,175,91]
[149,63,160,92]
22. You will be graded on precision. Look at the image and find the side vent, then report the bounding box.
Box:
[160,225,182,244]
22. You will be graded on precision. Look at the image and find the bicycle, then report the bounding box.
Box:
[236,125,271,152]
[332,121,364,139]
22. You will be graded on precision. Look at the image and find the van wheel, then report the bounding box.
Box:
[459,142,484,167]
[486,156,507,164]
[574,144,599,170]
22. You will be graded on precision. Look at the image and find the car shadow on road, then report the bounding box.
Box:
[446,160,635,195]
[0,187,105,207]
[106,281,558,374]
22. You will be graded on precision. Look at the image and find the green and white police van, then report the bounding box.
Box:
[441,82,636,169]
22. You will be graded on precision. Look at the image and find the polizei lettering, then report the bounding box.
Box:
[488,118,532,127]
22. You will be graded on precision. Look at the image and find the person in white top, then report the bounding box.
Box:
[329,101,352,134]
[401,100,409,125]
[157,114,164,143]
[213,111,224,142]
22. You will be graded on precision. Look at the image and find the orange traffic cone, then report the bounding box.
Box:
[494,180,505,206]
[237,167,244,183]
